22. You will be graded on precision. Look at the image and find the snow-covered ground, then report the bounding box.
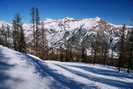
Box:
[0,45,133,89]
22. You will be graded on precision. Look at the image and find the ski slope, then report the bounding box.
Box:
[0,45,133,89]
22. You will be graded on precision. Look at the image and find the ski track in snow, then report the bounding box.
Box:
[0,45,133,89]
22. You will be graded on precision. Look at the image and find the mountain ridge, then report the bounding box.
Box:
[0,17,132,51]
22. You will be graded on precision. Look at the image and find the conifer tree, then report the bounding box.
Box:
[127,29,133,72]
[12,14,26,53]
[118,24,126,71]
[31,7,41,56]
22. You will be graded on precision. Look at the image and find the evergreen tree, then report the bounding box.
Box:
[118,24,126,71]
[81,46,86,62]
[19,26,27,53]
[39,21,48,59]
[91,33,99,64]
[6,24,12,48]
[0,25,6,46]
[127,29,133,72]
[12,14,26,53]
[31,7,37,55]
[31,7,41,56]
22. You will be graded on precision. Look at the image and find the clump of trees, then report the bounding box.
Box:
[30,7,48,59]
[0,24,12,47]
[0,14,26,53]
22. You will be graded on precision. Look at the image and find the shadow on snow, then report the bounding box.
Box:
[0,48,22,89]
[54,64,133,89]
[26,55,99,89]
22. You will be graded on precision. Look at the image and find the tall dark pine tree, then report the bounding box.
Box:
[118,24,126,71]
[127,29,133,72]
[98,20,109,65]
[102,32,108,65]
[35,8,40,56]
[81,46,86,62]
[6,24,11,48]
[12,14,26,53]
[31,8,36,54]
[19,26,27,53]
[12,16,19,51]
[91,33,98,64]
[0,25,6,46]
[31,7,40,56]
[39,21,48,59]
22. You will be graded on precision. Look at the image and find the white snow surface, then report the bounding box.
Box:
[0,45,133,89]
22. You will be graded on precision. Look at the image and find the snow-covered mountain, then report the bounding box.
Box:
[39,17,132,52]
[0,45,133,89]
[0,17,132,51]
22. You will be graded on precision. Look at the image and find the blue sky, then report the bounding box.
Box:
[0,0,133,25]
